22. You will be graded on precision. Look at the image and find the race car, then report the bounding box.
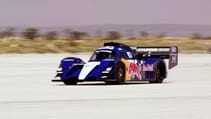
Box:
[52,42,178,85]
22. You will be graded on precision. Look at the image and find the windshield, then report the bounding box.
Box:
[90,50,116,60]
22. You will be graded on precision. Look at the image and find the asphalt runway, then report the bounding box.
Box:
[0,54,211,119]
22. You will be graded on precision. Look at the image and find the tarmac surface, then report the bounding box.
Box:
[0,53,211,119]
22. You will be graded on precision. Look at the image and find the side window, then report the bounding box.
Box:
[120,51,130,59]
[90,50,116,60]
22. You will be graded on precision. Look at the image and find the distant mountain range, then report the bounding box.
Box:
[1,24,211,37]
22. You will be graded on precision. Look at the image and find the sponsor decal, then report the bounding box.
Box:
[143,64,154,71]
[126,52,133,58]
[138,48,170,52]
[120,58,131,80]
[128,63,142,80]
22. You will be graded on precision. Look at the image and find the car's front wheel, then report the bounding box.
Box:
[116,63,125,83]
[105,63,125,85]
[63,80,77,85]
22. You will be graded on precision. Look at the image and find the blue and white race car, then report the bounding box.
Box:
[52,42,178,85]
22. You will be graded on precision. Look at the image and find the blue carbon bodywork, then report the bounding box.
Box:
[61,57,85,80]
[62,60,115,81]
[145,58,160,65]
[144,58,160,81]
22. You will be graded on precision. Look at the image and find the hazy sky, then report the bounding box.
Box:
[0,0,211,26]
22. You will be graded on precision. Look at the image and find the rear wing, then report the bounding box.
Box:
[135,46,178,69]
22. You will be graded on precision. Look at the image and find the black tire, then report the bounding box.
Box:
[116,63,125,83]
[105,63,125,85]
[150,64,164,83]
[63,80,77,85]
[105,81,116,85]
[155,65,163,83]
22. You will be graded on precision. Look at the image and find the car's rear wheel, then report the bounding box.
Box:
[155,66,163,83]
[150,64,164,83]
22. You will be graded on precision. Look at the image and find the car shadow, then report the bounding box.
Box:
[53,81,171,86]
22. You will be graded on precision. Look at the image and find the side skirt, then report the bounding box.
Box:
[125,80,149,84]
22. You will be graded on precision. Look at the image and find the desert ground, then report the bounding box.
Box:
[0,53,211,119]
